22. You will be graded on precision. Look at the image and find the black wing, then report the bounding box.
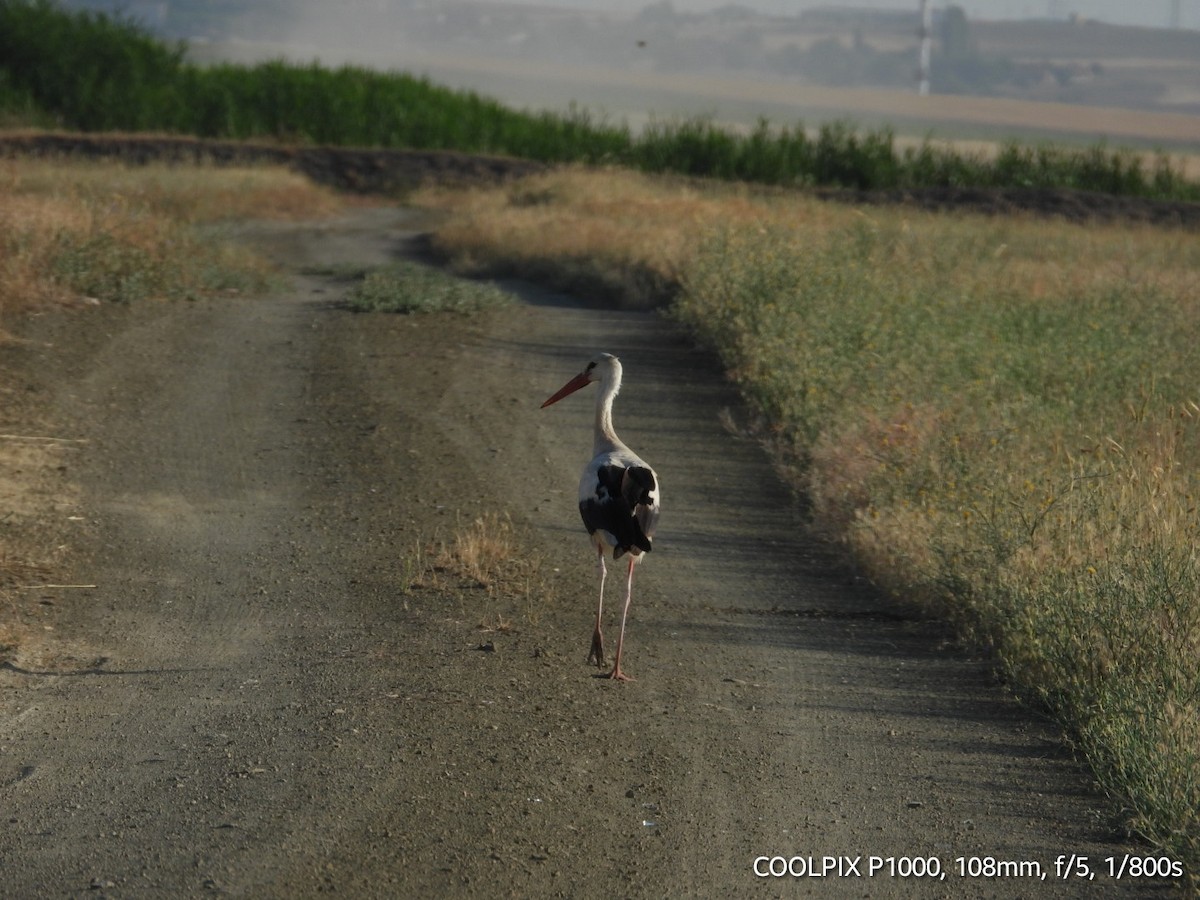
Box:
[580,464,657,558]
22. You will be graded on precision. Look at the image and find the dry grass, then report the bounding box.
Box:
[416,167,1200,876]
[0,158,346,223]
[414,167,852,305]
[402,512,555,628]
[442,512,519,589]
[0,158,345,323]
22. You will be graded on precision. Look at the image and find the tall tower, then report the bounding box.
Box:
[917,0,932,96]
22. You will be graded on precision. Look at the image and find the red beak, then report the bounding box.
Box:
[541,372,591,408]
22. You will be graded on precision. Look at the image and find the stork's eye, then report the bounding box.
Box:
[585,362,597,372]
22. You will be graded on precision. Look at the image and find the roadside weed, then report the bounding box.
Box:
[344,261,511,314]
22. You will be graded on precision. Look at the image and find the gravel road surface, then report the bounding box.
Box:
[0,207,1172,897]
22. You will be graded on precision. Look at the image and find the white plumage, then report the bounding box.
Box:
[542,353,660,681]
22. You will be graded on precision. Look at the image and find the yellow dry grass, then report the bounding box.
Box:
[418,165,1200,308]
[0,158,345,323]
[440,512,520,590]
[400,512,555,628]
[0,157,345,223]
[414,166,855,303]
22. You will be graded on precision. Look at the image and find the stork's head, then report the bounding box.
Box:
[541,353,622,408]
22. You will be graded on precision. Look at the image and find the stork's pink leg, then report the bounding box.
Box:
[588,545,606,668]
[607,557,637,682]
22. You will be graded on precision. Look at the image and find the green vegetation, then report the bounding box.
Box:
[676,217,1200,873]
[337,261,512,314]
[1,0,1197,201]
[48,227,273,303]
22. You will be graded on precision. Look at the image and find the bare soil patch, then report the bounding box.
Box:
[0,206,1181,895]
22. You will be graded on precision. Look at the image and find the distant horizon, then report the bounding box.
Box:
[476,0,1197,32]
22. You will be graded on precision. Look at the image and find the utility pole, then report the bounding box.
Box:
[1169,0,1181,28]
[917,0,932,96]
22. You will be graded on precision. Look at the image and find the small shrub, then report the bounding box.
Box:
[344,261,511,314]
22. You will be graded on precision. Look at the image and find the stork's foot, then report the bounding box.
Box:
[587,628,605,668]
[600,666,634,682]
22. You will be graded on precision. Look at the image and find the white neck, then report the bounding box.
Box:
[593,364,623,455]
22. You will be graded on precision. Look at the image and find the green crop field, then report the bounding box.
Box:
[1,0,1197,201]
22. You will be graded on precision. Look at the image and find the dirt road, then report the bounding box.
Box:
[0,207,1174,897]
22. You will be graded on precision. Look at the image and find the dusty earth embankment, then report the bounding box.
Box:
[0,206,1180,896]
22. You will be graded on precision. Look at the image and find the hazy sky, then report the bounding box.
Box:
[490,1,1194,31]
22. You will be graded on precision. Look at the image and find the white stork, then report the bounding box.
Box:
[541,353,661,682]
